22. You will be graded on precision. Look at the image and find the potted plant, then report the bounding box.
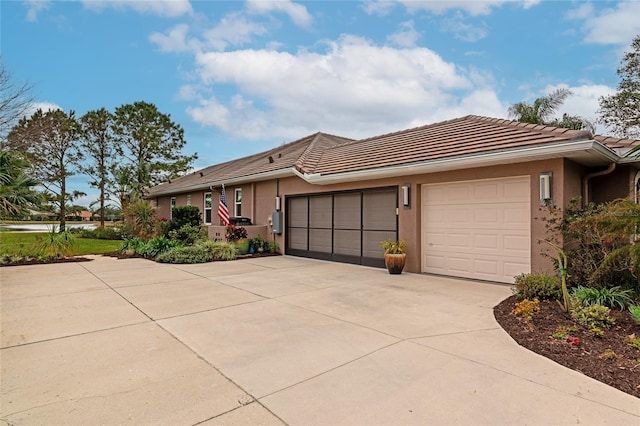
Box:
[267,240,280,254]
[379,239,406,274]
[226,225,249,255]
[250,235,266,253]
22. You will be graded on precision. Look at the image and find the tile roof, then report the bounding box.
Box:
[593,135,640,151]
[307,115,596,175]
[148,115,639,196]
[148,132,353,196]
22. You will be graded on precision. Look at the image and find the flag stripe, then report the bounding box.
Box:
[217,184,230,226]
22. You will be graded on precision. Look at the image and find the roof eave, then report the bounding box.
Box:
[146,168,294,198]
[297,139,620,185]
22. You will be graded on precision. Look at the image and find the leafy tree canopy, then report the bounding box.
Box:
[598,35,640,140]
[6,108,84,230]
[0,150,42,218]
[509,88,594,133]
[112,101,197,198]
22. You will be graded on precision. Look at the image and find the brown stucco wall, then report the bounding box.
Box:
[153,157,591,278]
[590,165,637,204]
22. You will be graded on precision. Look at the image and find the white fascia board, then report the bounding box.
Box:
[148,169,293,197]
[297,140,621,185]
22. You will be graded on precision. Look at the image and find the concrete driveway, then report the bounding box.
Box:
[1,256,638,425]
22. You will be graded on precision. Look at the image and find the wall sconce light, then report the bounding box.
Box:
[275,196,281,211]
[401,184,411,209]
[540,172,552,205]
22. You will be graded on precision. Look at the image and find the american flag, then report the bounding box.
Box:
[217,184,230,226]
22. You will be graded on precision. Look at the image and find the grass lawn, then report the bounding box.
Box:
[0,232,121,256]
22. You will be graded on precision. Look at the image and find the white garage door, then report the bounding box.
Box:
[422,176,531,283]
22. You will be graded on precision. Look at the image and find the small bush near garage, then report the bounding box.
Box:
[156,245,213,264]
[76,226,123,240]
[156,241,237,264]
[164,206,202,234]
[168,223,207,245]
[513,272,562,300]
[540,198,638,291]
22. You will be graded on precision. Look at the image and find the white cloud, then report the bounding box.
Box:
[23,0,50,22]
[387,20,420,47]
[149,24,200,53]
[544,83,616,133]
[185,35,505,140]
[203,13,267,51]
[246,0,312,27]
[150,15,267,53]
[442,12,488,42]
[25,101,63,118]
[568,1,640,45]
[176,84,199,101]
[81,0,193,17]
[362,0,397,16]
[398,0,539,16]
[564,2,593,20]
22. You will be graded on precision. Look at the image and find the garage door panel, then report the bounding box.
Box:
[448,232,472,249]
[504,234,529,251]
[474,234,498,250]
[474,207,499,225]
[474,259,499,275]
[309,229,331,253]
[363,230,396,257]
[286,188,397,268]
[473,182,499,199]
[334,230,361,256]
[447,257,472,274]
[504,180,530,199]
[422,177,530,283]
[289,228,308,250]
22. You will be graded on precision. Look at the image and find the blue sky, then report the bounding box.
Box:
[3,0,639,208]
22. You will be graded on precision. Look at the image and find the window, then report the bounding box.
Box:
[186,194,191,206]
[234,188,242,217]
[170,197,176,219]
[204,193,212,224]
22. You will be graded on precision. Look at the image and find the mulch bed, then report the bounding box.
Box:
[0,256,93,267]
[1,251,281,266]
[494,295,640,398]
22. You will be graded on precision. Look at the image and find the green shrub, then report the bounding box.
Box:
[138,236,181,257]
[513,273,562,300]
[156,245,214,264]
[629,305,640,324]
[38,227,76,257]
[207,240,238,261]
[540,198,637,291]
[168,224,206,245]
[120,237,144,253]
[78,226,123,240]
[126,200,156,240]
[570,302,616,330]
[571,286,634,310]
[165,206,202,236]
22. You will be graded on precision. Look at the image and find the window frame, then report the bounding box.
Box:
[170,197,176,219]
[204,192,212,225]
[234,188,242,217]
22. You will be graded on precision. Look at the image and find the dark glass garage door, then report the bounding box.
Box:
[286,187,398,268]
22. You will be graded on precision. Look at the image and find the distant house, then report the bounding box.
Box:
[147,115,640,284]
[66,210,94,221]
[25,209,57,221]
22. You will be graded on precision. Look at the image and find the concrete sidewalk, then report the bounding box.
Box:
[1,256,638,425]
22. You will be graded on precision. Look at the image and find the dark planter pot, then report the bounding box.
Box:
[384,253,406,274]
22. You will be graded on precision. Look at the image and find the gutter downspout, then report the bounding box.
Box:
[582,163,616,206]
